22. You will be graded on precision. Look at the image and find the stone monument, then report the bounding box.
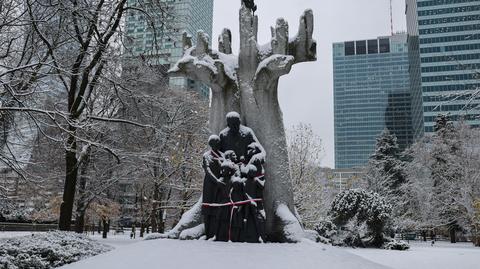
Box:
[167,0,316,242]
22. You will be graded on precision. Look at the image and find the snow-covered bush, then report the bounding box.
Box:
[0,231,113,268]
[384,240,410,251]
[314,220,337,239]
[0,199,31,222]
[328,189,392,247]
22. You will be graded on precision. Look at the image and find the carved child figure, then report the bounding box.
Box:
[202,135,224,239]
[214,161,238,241]
[243,164,266,242]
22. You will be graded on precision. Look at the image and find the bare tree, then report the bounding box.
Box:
[287,123,325,228]
[402,121,480,246]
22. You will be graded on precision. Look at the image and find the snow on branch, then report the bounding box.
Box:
[168,31,238,89]
[255,54,295,88]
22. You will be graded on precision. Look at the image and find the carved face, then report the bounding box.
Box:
[208,138,221,151]
[224,150,238,163]
[227,117,241,134]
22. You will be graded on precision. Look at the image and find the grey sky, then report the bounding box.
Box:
[212,0,407,168]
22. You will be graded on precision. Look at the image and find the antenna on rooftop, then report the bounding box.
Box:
[389,0,394,35]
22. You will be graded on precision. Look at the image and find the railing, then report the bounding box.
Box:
[0,222,58,232]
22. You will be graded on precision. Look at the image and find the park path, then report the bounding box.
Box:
[60,238,388,269]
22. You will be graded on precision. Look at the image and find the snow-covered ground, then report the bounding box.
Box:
[2,231,478,269]
[62,237,480,269]
[0,231,44,239]
[347,241,480,269]
[60,239,387,269]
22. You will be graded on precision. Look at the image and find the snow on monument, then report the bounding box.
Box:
[166,0,316,243]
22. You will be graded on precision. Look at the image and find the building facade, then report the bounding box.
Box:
[323,168,366,194]
[125,0,214,97]
[333,34,414,169]
[406,0,480,134]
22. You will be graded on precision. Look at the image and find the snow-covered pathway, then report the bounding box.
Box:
[348,241,480,269]
[60,239,388,269]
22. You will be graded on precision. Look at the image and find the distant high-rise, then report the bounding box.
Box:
[406,0,480,134]
[333,34,414,169]
[125,0,214,97]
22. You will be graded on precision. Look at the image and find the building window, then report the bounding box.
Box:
[356,40,367,55]
[345,41,355,56]
[379,38,390,53]
[368,39,378,54]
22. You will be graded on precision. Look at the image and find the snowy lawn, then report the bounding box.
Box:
[347,241,480,269]
[0,231,44,239]
[86,232,143,248]
[0,231,113,269]
[60,239,388,269]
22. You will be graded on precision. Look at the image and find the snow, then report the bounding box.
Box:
[169,47,239,83]
[0,231,44,239]
[4,231,477,269]
[179,224,205,240]
[146,197,204,240]
[276,203,304,242]
[59,239,388,269]
[347,241,480,269]
[255,54,295,77]
[208,134,220,143]
[217,52,238,82]
[0,231,112,269]
[169,47,218,75]
[257,42,272,58]
[226,111,240,120]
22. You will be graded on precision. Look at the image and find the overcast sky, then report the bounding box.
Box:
[212,0,407,168]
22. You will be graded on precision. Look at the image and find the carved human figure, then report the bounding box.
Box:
[219,112,264,162]
[246,142,265,175]
[243,164,266,242]
[214,161,239,241]
[223,150,239,164]
[201,135,224,239]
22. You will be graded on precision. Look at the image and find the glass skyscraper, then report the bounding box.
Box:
[333,34,414,169]
[406,0,480,134]
[125,0,214,97]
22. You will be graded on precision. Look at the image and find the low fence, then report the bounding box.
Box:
[0,222,58,232]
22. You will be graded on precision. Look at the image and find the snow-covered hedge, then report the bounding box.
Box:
[0,199,31,222]
[384,240,410,251]
[0,231,113,269]
[317,189,393,248]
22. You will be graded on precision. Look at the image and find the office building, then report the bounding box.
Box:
[406,0,480,134]
[333,34,414,169]
[323,168,366,193]
[125,0,214,97]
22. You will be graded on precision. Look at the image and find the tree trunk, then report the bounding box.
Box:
[75,210,86,234]
[450,228,456,243]
[102,219,109,239]
[75,150,90,233]
[59,127,78,231]
[150,182,160,233]
[140,222,145,238]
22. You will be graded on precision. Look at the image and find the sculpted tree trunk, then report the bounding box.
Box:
[167,1,316,242]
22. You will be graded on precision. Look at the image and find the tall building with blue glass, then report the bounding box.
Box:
[125,0,214,97]
[333,34,414,169]
[406,0,480,134]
